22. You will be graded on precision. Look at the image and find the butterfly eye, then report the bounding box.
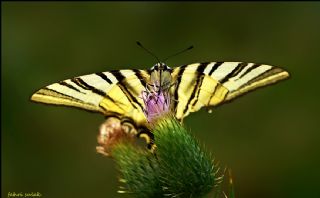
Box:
[151,64,158,71]
[164,65,172,71]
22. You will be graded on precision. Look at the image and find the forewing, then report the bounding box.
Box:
[171,62,289,120]
[31,69,150,127]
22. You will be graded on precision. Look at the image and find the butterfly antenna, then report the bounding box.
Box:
[136,41,161,64]
[163,45,194,62]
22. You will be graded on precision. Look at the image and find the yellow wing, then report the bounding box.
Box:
[171,62,290,120]
[31,69,150,128]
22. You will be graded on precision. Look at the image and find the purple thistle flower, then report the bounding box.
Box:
[141,86,171,123]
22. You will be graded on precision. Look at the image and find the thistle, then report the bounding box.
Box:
[141,87,171,124]
[97,85,228,197]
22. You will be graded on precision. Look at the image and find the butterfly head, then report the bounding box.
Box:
[150,62,172,71]
[149,63,172,92]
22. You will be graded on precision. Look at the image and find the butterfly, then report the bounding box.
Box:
[31,61,289,148]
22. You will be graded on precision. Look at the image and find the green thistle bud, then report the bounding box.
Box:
[110,115,223,198]
[152,116,220,197]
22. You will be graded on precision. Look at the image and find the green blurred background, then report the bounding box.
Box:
[2,2,320,198]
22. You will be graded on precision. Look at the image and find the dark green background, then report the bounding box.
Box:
[2,2,320,198]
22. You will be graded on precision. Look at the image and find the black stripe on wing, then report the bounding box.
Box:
[42,87,86,103]
[132,69,148,88]
[236,63,261,80]
[173,65,187,115]
[208,62,224,76]
[182,63,207,115]
[237,66,276,90]
[33,88,101,113]
[111,70,145,111]
[219,62,248,84]
[207,83,222,105]
[95,72,113,84]
[71,77,107,97]
[58,81,84,93]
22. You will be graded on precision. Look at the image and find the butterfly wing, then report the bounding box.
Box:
[31,69,150,128]
[171,62,289,120]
